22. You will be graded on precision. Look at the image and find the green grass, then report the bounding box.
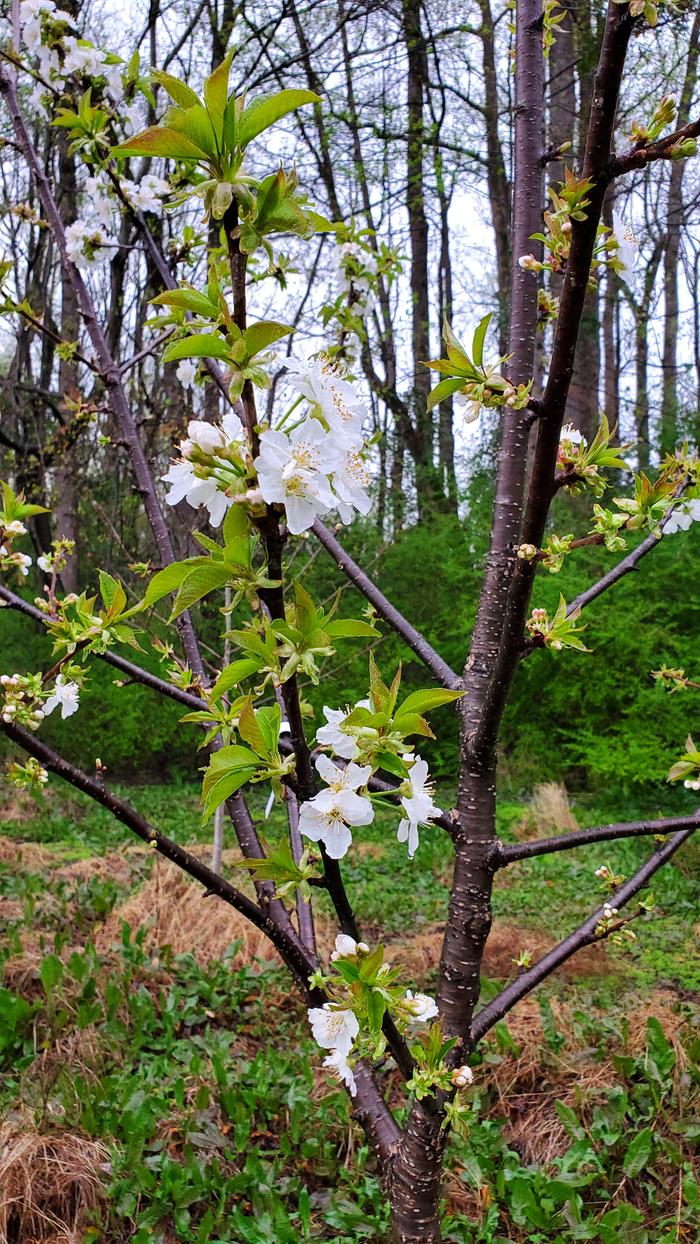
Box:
[2,780,698,1242]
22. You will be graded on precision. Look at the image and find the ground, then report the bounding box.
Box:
[0,779,698,1242]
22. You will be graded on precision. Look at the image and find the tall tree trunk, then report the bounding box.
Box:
[478,0,512,354]
[660,9,700,453]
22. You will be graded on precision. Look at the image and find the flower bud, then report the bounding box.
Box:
[451,1064,474,1089]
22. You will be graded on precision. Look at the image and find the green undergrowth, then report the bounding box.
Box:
[1,781,698,1242]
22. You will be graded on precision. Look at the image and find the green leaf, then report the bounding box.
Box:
[210,658,262,701]
[201,745,259,819]
[204,50,234,140]
[325,619,380,639]
[164,104,217,156]
[395,688,464,717]
[238,701,267,755]
[151,71,200,109]
[171,563,233,618]
[99,570,120,610]
[238,89,320,147]
[366,989,386,1036]
[622,1127,653,1177]
[244,320,294,357]
[162,334,231,363]
[112,126,204,160]
[256,704,282,756]
[427,377,465,412]
[150,289,220,317]
[141,562,192,609]
[223,504,249,548]
[40,953,63,994]
[471,312,492,369]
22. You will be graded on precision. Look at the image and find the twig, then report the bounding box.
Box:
[469,824,697,1046]
[492,811,700,865]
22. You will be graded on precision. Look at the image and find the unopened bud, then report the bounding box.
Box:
[451,1064,474,1089]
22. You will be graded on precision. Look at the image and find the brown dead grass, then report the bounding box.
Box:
[390,920,607,983]
[514,782,579,840]
[0,1123,108,1244]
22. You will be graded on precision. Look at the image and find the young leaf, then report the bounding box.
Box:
[203,50,234,140]
[471,312,492,370]
[244,320,294,357]
[238,88,320,147]
[151,288,220,317]
[395,688,464,718]
[151,71,200,109]
[140,562,192,609]
[113,126,204,160]
[162,334,231,363]
[325,619,380,639]
[170,563,232,618]
[210,658,263,701]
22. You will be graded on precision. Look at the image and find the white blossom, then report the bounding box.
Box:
[454,392,483,422]
[65,219,115,269]
[452,1064,474,1088]
[285,355,367,439]
[403,990,439,1023]
[176,359,197,390]
[44,674,80,719]
[308,1004,359,1056]
[316,705,359,759]
[62,37,106,77]
[298,755,373,859]
[15,552,32,577]
[121,174,170,215]
[162,461,231,528]
[4,520,27,536]
[254,419,337,535]
[323,1048,357,1096]
[612,211,639,275]
[330,933,369,961]
[663,498,700,535]
[559,423,585,447]
[37,554,52,573]
[331,441,372,522]
[397,755,441,859]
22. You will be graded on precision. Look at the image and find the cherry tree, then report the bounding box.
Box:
[1,0,699,1239]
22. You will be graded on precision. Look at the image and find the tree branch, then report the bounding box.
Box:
[492,810,700,865]
[469,824,697,1045]
[0,717,316,989]
[311,520,461,689]
[610,115,700,177]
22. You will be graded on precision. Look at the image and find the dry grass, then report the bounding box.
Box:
[0,1123,108,1244]
[389,920,607,984]
[514,782,579,840]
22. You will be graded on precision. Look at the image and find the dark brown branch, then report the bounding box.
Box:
[492,811,700,865]
[610,115,700,177]
[0,717,316,991]
[470,824,697,1045]
[311,521,460,689]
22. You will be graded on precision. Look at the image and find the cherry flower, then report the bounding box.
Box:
[308,1003,359,1055]
[44,674,80,719]
[65,219,115,269]
[298,755,374,859]
[316,705,361,759]
[121,175,170,215]
[397,755,441,859]
[176,359,197,390]
[331,933,369,960]
[162,412,245,527]
[331,442,372,522]
[285,355,367,439]
[663,498,700,534]
[254,420,337,535]
[323,1048,357,1096]
[612,211,639,274]
[403,990,439,1023]
[62,36,106,77]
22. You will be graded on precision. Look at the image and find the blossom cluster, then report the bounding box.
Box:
[1,671,80,728]
[308,934,439,1095]
[163,355,373,535]
[304,703,441,860]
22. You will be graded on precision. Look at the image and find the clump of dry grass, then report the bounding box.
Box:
[96,856,276,965]
[515,782,579,840]
[0,1124,108,1243]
